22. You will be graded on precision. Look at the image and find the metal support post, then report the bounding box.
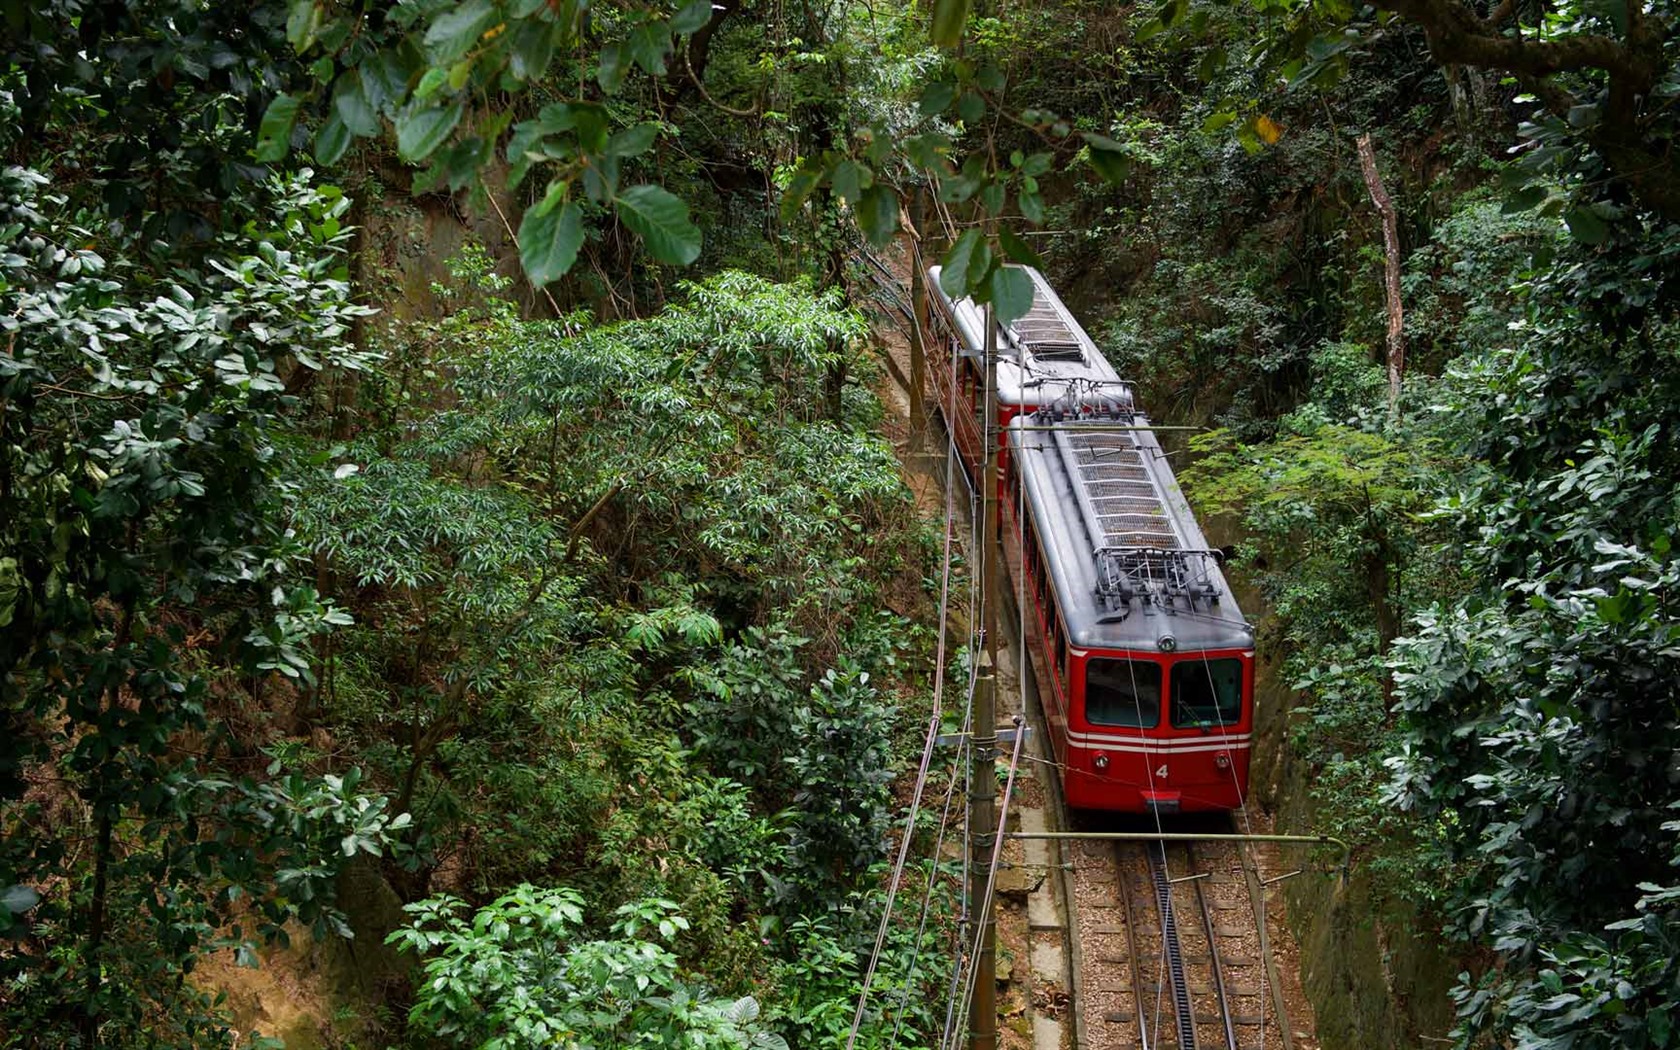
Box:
[967,661,998,1050]
[980,304,1000,669]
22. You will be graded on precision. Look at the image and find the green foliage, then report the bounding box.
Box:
[1162,0,1680,236]
[1402,193,1562,374]
[283,260,945,1044]
[391,885,788,1050]
[784,664,898,889]
[1,0,300,241]
[1186,418,1444,654]
[1378,267,1680,1044]
[0,165,403,1045]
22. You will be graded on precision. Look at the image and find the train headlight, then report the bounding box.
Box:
[1158,634,1177,652]
[1093,752,1110,772]
[1215,751,1231,770]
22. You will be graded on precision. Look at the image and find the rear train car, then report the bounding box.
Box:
[924,265,1131,481]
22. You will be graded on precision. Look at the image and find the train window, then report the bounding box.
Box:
[1084,659,1161,728]
[1170,659,1243,728]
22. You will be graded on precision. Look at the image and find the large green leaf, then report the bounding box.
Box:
[1,885,39,916]
[856,185,899,246]
[425,0,499,64]
[519,200,585,286]
[615,185,701,266]
[830,160,873,204]
[597,42,627,93]
[1564,206,1610,245]
[256,93,301,163]
[671,0,713,33]
[930,0,972,47]
[990,264,1033,324]
[287,0,323,50]
[1083,133,1132,185]
[919,80,956,117]
[998,226,1043,269]
[314,113,352,165]
[627,22,672,76]
[606,123,659,158]
[397,102,464,162]
[1019,190,1045,225]
[1502,184,1548,214]
[939,228,987,299]
[361,52,411,114]
[508,20,557,81]
[334,71,380,137]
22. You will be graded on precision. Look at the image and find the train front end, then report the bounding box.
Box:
[1060,645,1255,813]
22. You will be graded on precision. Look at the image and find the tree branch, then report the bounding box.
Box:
[1356,133,1406,425]
[1385,0,1640,81]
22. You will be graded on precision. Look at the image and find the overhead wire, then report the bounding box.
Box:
[880,299,983,1050]
[942,719,1027,1050]
[932,252,1008,1050]
[844,234,973,1049]
[940,277,1004,1050]
[884,714,967,1050]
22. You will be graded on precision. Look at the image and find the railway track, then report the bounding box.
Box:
[881,293,1315,1050]
[1074,827,1295,1050]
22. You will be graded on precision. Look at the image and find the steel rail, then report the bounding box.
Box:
[1241,841,1296,1050]
[1114,847,1152,1050]
[1186,844,1242,1050]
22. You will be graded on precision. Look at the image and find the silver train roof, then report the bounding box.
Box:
[1006,413,1254,655]
[927,265,1131,409]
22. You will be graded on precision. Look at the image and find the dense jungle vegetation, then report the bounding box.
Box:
[3,0,1679,1048]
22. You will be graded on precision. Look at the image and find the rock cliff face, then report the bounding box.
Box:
[1250,655,1458,1049]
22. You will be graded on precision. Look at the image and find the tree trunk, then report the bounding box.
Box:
[825,335,846,422]
[1357,133,1405,424]
[81,804,113,1047]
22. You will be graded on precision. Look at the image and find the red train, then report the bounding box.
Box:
[928,266,1256,813]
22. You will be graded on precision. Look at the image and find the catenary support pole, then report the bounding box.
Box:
[968,660,998,1050]
[908,196,929,450]
[980,303,1000,670]
[969,296,1003,1050]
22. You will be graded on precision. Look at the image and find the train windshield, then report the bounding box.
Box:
[1170,659,1243,728]
[1084,659,1161,728]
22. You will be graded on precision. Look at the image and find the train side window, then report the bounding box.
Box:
[1170,658,1243,728]
[1084,659,1161,728]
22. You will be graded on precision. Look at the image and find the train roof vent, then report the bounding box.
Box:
[1043,422,1224,618]
[1007,286,1086,362]
[1061,431,1178,550]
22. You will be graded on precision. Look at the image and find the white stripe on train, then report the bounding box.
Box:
[1061,733,1252,754]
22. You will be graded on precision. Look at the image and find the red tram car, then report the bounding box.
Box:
[925,266,1132,474]
[928,265,1256,813]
